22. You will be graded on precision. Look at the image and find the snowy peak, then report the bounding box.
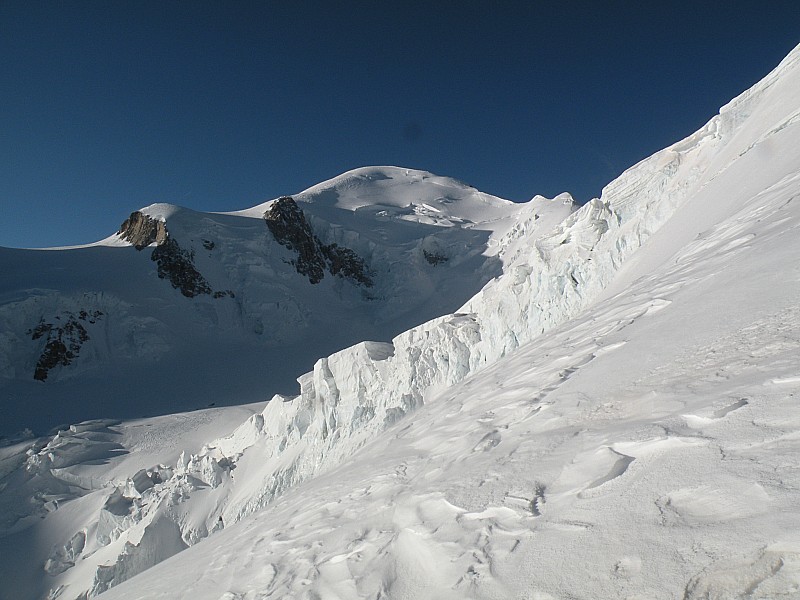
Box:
[237,166,523,233]
[291,166,492,212]
[0,167,572,436]
[6,44,800,600]
[136,202,185,223]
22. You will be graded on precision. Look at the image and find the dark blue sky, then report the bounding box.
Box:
[1,2,798,248]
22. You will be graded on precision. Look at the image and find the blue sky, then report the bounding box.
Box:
[1,2,798,248]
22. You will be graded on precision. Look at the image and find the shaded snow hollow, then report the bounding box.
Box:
[2,44,800,600]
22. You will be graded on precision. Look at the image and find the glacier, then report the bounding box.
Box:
[1,42,800,600]
[0,166,543,437]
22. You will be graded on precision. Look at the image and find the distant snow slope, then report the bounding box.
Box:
[0,167,571,437]
[3,43,800,600]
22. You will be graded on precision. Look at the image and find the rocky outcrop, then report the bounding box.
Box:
[321,244,373,287]
[264,197,373,287]
[423,249,448,265]
[118,212,168,250]
[264,197,327,284]
[29,310,104,381]
[150,239,214,298]
[118,213,233,299]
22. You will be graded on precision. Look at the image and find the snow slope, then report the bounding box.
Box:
[3,43,800,600]
[0,167,571,437]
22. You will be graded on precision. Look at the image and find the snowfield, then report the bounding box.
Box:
[2,43,800,600]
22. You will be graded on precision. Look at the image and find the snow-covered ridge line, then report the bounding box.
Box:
[177,42,800,523]
[251,42,793,479]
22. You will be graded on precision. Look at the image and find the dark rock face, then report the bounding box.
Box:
[118,212,232,299]
[423,250,448,265]
[118,212,168,250]
[264,197,373,287]
[321,244,373,286]
[151,238,214,298]
[28,310,103,381]
[264,197,327,284]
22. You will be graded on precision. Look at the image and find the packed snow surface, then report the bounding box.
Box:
[2,43,800,600]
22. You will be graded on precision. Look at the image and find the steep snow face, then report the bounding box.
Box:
[89,44,800,599]
[0,168,572,437]
[7,44,800,600]
[105,162,800,597]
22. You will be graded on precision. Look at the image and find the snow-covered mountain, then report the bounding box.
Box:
[0,167,572,437]
[3,42,800,600]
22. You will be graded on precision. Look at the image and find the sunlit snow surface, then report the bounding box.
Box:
[3,44,800,600]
